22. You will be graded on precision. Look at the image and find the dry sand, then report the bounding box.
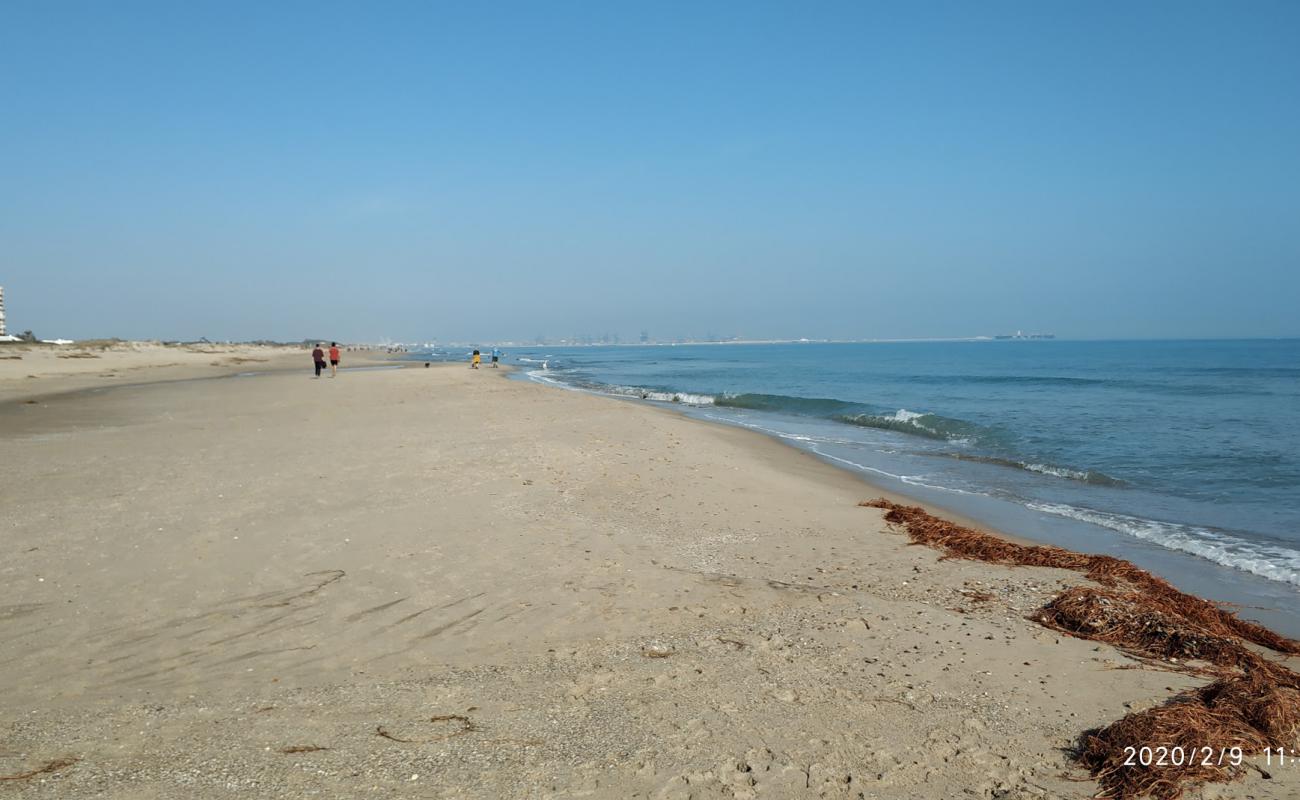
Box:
[1,355,1294,798]
[0,341,335,403]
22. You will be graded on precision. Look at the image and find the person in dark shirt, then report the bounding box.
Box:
[311,344,326,378]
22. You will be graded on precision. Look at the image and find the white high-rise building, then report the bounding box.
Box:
[0,284,19,342]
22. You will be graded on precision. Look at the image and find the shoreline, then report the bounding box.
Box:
[508,366,1300,638]
[3,357,1296,798]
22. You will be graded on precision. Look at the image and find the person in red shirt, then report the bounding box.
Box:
[328,342,341,377]
[311,344,326,378]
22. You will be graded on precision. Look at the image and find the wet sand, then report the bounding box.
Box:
[1,357,1294,798]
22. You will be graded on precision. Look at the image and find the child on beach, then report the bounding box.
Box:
[471,350,481,369]
[491,347,502,367]
[328,342,340,377]
[311,344,326,378]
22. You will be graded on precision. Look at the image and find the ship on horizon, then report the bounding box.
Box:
[994,330,1056,340]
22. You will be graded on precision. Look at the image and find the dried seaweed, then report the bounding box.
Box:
[0,757,79,781]
[375,714,477,744]
[1078,666,1300,799]
[1031,587,1260,672]
[278,745,329,754]
[860,498,1300,799]
[860,499,1299,654]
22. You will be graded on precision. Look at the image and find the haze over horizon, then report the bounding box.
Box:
[3,1,1298,343]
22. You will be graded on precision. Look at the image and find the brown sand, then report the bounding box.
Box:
[0,341,319,404]
[1,356,1295,798]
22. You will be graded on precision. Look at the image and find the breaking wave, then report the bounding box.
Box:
[713,394,990,445]
[1028,502,1300,587]
[520,380,1127,486]
[833,409,985,445]
[931,452,1127,486]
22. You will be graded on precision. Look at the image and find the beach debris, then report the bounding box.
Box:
[0,757,79,782]
[1031,587,1261,671]
[375,714,477,744]
[859,499,1299,655]
[865,695,920,712]
[641,644,676,658]
[277,745,329,754]
[1078,664,1300,800]
[860,498,1300,799]
[257,569,346,609]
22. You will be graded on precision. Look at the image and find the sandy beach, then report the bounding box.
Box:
[2,354,1296,799]
[0,341,316,404]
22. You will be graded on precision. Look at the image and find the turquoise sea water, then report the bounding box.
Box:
[419,340,1300,633]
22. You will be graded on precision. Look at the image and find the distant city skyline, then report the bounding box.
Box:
[3,2,1298,343]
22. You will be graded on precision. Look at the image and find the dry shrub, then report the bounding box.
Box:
[860,498,1300,798]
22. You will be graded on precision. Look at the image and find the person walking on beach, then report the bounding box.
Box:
[311,343,327,378]
[491,346,502,368]
[470,349,481,369]
[328,342,341,377]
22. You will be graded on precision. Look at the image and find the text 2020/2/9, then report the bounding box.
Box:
[1122,747,1242,767]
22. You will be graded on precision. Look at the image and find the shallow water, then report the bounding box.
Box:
[418,340,1300,635]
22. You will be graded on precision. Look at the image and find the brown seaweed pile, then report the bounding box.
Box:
[1031,587,1261,671]
[860,499,1298,654]
[860,498,1300,799]
[1079,665,1300,799]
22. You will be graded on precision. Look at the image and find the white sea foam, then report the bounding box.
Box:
[1021,463,1091,481]
[805,447,915,482]
[806,446,986,496]
[702,416,860,446]
[1028,502,1300,587]
[524,372,717,406]
[852,409,974,445]
[606,385,716,405]
[525,370,580,391]
[896,475,984,495]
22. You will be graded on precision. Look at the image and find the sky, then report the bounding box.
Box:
[2,1,1298,343]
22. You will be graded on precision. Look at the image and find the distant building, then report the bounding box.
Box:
[0,284,15,342]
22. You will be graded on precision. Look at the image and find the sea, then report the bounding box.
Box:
[414,339,1300,635]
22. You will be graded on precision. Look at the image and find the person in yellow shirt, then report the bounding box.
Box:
[470,349,481,369]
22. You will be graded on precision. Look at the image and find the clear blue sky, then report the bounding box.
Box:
[3,1,1298,342]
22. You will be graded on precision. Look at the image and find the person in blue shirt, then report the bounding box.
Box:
[491,347,503,368]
